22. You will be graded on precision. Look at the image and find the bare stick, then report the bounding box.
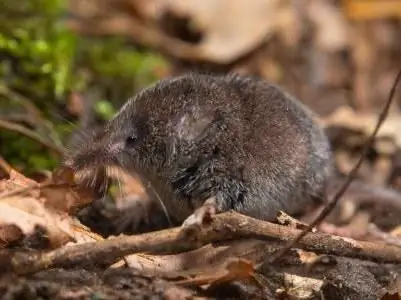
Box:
[4,211,401,275]
[67,17,207,62]
[0,83,42,119]
[0,156,12,176]
[269,68,401,263]
[0,83,64,147]
[0,119,63,155]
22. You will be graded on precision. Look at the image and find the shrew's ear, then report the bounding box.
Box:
[165,106,225,161]
[174,107,224,144]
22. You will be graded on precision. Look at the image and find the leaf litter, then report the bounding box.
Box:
[0,166,100,249]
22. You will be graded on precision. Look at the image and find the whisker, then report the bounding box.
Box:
[104,166,110,199]
[117,167,128,202]
[125,155,172,227]
[144,177,172,227]
[116,170,124,203]
[91,168,98,190]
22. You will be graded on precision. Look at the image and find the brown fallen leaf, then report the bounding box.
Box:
[40,166,94,213]
[322,106,401,153]
[174,258,255,288]
[0,168,39,198]
[68,0,290,64]
[0,166,100,248]
[118,239,270,275]
[0,195,101,248]
[0,224,23,248]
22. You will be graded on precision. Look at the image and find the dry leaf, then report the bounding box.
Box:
[281,273,323,299]
[0,168,39,198]
[344,0,401,21]
[322,106,401,154]
[69,0,290,64]
[40,167,94,213]
[0,196,100,248]
[159,0,282,63]
[0,224,23,248]
[0,196,71,247]
[119,239,268,275]
[175,258,255,287]
[0,167,100,248]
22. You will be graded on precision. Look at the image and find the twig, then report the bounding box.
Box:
[0,83,63,147]
[67,17,208,62]
[0,83,42,119]
[0,119,63,155]
[0,156,12,176]
[269,68,401,263]
[4,211,401,275]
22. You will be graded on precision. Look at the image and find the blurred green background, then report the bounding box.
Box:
[0,0,168,174]
[1,0,401,176]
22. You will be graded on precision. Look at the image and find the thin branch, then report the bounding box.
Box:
[0,119,63,156]
[0,156,12,176]
[0,83,42,119]
[67,17,208,62]
[4,211,401,275]
[0,83,63,146]
[269,68,401,263]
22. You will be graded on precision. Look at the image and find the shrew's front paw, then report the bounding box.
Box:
[179,197,217,240]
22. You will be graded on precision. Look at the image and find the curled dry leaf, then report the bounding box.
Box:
[0,196,101,248]
[0,196,71,248]
[157,0,282,63]
[119,239,268,275]
[0,168,39,198]
[175,258,255,288]
[0,166,100,248]
[40,166,94,213]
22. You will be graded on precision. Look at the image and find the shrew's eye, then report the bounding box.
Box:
[125,135,138,147]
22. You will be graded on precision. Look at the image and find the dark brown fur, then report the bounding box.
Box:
[64,74,333,225]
